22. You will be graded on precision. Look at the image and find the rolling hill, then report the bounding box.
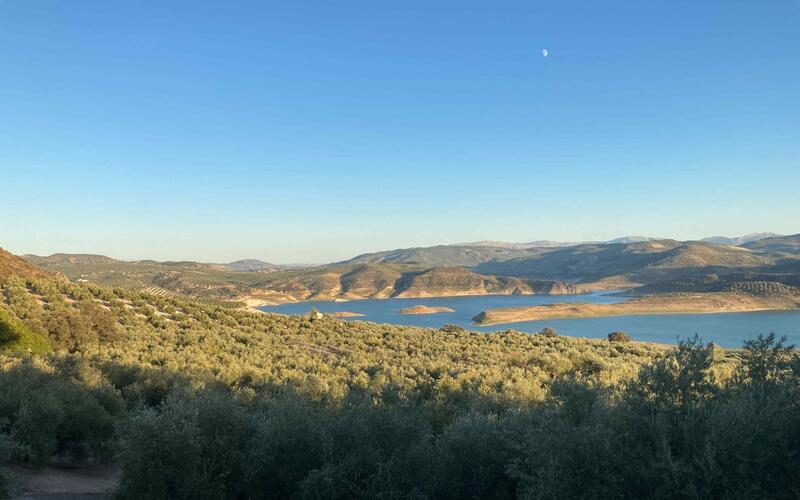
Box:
[340,245,544,267]
[225,259,281,272]
[701,233,782,245]
[475,239,782,285]
[17,234,800,304]
[741,233,800,256]
[475,240,683,281]
[23,253,119,266]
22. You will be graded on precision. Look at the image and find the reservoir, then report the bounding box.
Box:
[260,292,800,348]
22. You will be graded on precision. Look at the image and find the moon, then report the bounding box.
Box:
[542,49,549,57]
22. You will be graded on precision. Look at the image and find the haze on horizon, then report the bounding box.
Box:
[1,1,798,263]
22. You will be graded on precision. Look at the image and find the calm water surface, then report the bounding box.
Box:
[260,292,800,348]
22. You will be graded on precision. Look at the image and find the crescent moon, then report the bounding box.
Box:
[542,49,549,57]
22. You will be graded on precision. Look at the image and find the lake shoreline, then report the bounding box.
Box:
[242,288,609,312]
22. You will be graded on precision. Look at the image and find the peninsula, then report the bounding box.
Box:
[472,287,800,326]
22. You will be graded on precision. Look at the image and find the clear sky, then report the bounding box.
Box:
[1,1,798,263]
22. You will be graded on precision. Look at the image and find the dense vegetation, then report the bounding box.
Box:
[1,272,799,498]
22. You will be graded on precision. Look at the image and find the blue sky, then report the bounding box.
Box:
[1,1,798,263]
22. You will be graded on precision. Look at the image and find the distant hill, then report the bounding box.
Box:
[701,233,782,245]
[226,259,281,272]
[650,242,771,269]
[741,234,800,255]
[24,253,119,266]
[455,236,654,249]
[456,240,574,249]
[475,240,682,281]
[475,239,778,284]
[1,248,50,281]
[340,245,544,267]
[22,253,286,300]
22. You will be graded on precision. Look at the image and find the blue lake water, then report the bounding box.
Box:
[259,292,800,348]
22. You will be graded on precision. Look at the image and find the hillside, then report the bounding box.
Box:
[0,247,50,281]
[24,253,281,301]
[250,264,578,302]
[626,271,800,296]
[393,266,578,297]
[24,253,119,266]
[476,239,785,285]
[22,253,581,304]
[702,233,782,245]
[741,233,800,256]
[339,264,404,298]
[475,240,684,281]
[0,307,52,353]
[225,259,281,272]
[340,245,544,267]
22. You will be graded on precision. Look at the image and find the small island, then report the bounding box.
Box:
[399,305,455,315]
[330,311,365,318]
[472,290,800,325]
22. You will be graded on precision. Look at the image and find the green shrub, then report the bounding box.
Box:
[608,331,631,343]
[0,309,51,354]
[440,324,465,333]
[540,327,558,338]
[116,390,248,500]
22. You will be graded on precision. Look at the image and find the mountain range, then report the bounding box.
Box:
[454,234,781,250]
[13,233,799,304]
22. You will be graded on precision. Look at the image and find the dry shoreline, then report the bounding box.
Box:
[239,287,597,311]
[472,292,800,326]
